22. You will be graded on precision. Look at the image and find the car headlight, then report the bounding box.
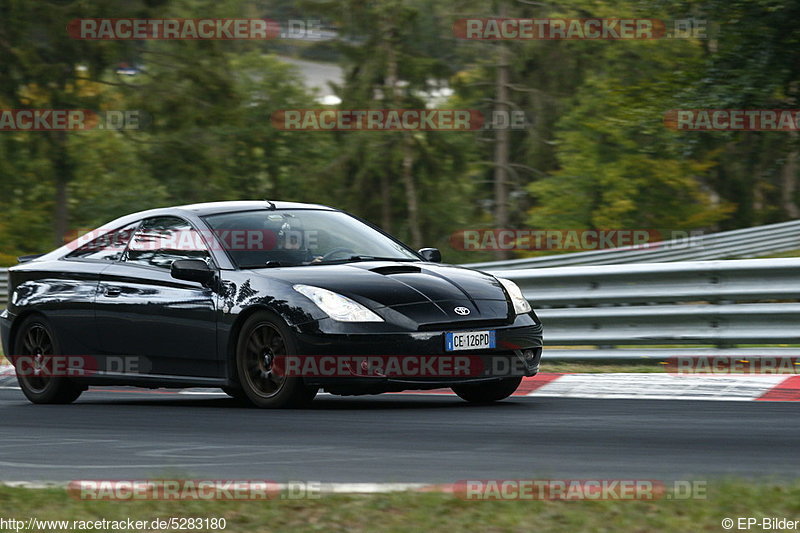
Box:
[497,278,532,314]
[293,284,384,322]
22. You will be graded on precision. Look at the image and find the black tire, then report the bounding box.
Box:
[234,311,317,408]
[13,315,84,405]
[452,377,522,403]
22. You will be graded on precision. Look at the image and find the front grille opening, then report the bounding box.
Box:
[417,318,512,331]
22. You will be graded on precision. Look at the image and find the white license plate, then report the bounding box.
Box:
[445,330,496,351]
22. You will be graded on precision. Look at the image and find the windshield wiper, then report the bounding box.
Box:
[312,255,419,265]
[347,255,418,262]
[239,261,297,269]
[241,256,418,268]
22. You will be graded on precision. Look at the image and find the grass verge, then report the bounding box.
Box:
[541,361,667,373]
[1,482,799,532]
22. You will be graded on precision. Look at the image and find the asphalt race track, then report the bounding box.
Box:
[0,387,797,483]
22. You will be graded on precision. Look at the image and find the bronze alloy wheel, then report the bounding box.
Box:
[19,324,54,393]
[234,312,317,408]
[13,316,83,404]
[242,322,287,399]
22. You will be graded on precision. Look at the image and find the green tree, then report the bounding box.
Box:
[529,38,733,232]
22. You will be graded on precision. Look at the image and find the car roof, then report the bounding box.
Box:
[172,200,334,216]
[107,201,335,222]
[18,201,338,266]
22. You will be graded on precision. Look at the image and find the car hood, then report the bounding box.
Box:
[253,261,513,326]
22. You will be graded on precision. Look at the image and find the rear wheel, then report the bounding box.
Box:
[13,316,84,404]
[452,377,522,403]
[235,312,317,408]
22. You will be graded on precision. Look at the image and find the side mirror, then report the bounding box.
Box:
[418,248,442,263]
[171,259,216,286]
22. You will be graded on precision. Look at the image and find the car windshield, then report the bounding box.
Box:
[203,209,420,268]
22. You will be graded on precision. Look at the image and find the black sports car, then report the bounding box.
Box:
[0,201,543,408]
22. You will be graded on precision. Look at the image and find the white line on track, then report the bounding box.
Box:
[2,371,798,401]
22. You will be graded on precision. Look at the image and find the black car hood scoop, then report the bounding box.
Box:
[258,261,510,312]
[368,264,422,275]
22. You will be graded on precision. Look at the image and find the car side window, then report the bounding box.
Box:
[65,221,140,262]
[124,216,211,270]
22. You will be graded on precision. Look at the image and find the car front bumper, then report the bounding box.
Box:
[292,313,543,393]
[0,309,12,358]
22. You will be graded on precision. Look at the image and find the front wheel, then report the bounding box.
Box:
[452,377,522,403]
[234,312,317,408]
[13,315,84,404]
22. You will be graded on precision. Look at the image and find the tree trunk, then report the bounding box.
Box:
[493,39,511,260]
[50,132,71,248]
[401,135,422,248]
[383,6,421,246]
[380,172,392,232]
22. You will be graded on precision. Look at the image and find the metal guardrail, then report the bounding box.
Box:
[2,259,798,359]
[466,218,800,270]
[490,257,800,358]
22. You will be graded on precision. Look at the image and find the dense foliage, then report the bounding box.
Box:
[1,0,798,265]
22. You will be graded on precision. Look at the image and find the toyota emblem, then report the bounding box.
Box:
[454,306,471,316]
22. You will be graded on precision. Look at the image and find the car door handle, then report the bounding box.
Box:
[104,286,122,297]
